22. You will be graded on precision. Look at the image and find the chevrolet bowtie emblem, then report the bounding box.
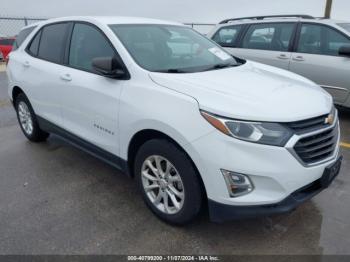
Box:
[325,114,334,125]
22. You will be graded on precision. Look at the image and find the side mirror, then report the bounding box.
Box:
[92,57,127,79]
[339,45,350,57]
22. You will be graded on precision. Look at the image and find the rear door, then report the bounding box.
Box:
[224,23,296,70]
[20,22,71,126]
[289,23,350,104]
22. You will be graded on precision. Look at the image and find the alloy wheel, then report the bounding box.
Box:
[141,155,185,214]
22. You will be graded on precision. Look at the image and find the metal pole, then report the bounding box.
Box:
[24,17,28,26]
[324,0,333,18]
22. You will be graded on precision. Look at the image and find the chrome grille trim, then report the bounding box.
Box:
[286,114,329,134]
[286,110,340,167]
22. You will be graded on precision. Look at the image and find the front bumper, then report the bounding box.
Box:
[183,114,341,221]
[209,156,342,222]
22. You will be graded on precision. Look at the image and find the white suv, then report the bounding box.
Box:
[7,16,342,224]
[209,15,350,108]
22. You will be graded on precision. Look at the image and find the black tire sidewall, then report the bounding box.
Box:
[15,93,48,142]
[135,139,203,225]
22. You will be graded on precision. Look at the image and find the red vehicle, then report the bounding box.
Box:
[0,37,15,60]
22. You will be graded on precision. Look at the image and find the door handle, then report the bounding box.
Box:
[292,56,305,62]
[60,73,72,82]
[277,54,289,60]
[23,61,30,67]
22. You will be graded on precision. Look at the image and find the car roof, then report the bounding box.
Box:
[34,16,183,26]
[217,17,349,27]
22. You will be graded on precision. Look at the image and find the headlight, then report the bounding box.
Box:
[201,111,293,146]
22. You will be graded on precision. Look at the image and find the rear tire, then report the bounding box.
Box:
[134,139,203,225]
[15,93,50,142]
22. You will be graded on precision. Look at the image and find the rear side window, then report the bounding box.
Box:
[12,26,35,50]
[212,25,242,47]
[242,23,295,51]
[297,24,350,56]
[36,23,69,63]
[68,23,115,72]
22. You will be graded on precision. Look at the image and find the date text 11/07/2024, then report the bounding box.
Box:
[127,255,220,261]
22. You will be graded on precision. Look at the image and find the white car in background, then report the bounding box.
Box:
[208,15,350,108]
[6,16,341,224]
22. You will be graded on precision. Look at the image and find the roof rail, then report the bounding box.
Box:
[219,15,315,24]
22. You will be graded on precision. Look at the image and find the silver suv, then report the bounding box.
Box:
[208,15,350,108]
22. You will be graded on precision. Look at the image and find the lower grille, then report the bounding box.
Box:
[293,123,338,165]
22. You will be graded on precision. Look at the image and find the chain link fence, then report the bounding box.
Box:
[184,23,216,35]
[0,16,46,37]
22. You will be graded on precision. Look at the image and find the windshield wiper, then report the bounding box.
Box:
[155,68,188,73]
[205,63,238,71]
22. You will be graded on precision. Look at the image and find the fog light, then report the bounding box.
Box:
[221,170,254,197]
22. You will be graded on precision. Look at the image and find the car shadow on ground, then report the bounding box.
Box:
[20,134,324,254]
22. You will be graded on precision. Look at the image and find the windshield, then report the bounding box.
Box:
[338,23,350,33]
[109,24,241,73]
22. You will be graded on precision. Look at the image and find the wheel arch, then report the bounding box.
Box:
[12,86,25,104]
[127,129,208,200]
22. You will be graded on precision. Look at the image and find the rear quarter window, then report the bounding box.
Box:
[12,26,36,50]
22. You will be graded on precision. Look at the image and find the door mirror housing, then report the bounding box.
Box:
[92,56,128,79]
[339,46,350,57]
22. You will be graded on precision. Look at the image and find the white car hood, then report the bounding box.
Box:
[149,61,333,122]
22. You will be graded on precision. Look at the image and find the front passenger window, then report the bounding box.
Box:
[69,23,116,72]
[212,25,242,47]
[242,23,295,51]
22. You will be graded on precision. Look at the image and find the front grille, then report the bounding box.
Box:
[293,123,338,165]
[287,114,330,134]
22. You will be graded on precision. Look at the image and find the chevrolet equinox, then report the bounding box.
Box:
[7,17,342,224]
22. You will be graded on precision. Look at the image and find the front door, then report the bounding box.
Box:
[59,23,126,155]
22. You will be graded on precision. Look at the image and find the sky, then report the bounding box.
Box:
[1,0,350,23]
[1,0,349,36]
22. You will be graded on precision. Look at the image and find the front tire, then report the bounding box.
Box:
[15,93,49,142]
[134,139,203,225]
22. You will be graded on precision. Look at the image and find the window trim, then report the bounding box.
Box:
[237,22,298,52]
[294,22,350,58]
[25,20,130,80]
[211,24,244,48]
